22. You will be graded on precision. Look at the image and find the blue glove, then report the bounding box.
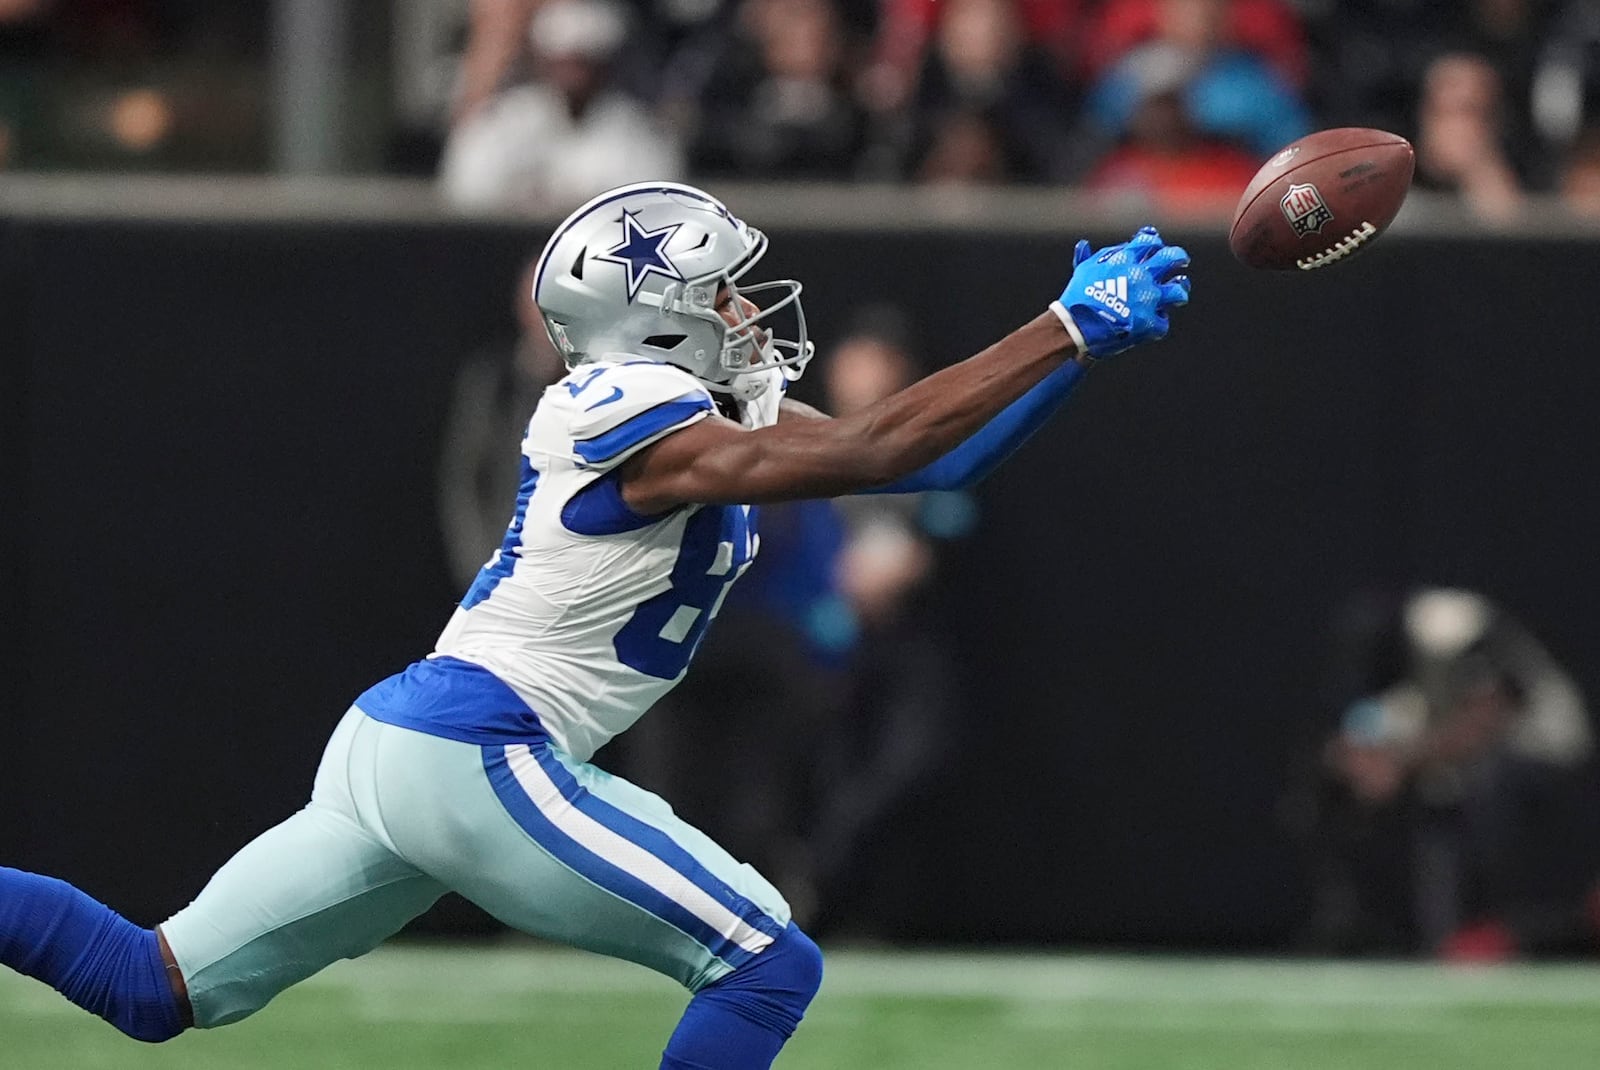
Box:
[1053,226,1192,359]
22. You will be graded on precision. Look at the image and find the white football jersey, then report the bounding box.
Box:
[429,359,782,762]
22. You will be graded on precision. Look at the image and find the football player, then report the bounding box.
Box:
[0,182,1190,1068]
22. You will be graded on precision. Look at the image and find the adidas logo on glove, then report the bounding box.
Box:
[1084,277,1131,317]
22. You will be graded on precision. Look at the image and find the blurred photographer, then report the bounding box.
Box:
[1298,588,1596,959]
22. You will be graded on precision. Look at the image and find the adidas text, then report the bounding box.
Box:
[1084,276,1131,317]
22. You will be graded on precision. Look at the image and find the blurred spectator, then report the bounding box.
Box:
[862,0,1085,117]
[801,310,968,933]
[1304,0,1552,182]
[899,0,1081,183]
[683,0,867,179]
[916,106,1010,184]
[1532,1,1600,168]
[440,0,683,213]
[1081,0,1308,85]
[452,0,544,126]
[1080,0,1311,173]
[1082,43,1264,215]
[630,0,871,100]
[1450,0,1553,180]
[1414,52,1526,223]
[1291,587,1597,959]
[1558,125,1600,219]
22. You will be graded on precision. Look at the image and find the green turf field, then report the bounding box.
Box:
[5,944,1600,1069]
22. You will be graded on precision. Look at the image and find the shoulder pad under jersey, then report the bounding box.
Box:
[557,361,716,472]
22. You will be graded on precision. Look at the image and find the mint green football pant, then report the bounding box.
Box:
[160,708,792,1028]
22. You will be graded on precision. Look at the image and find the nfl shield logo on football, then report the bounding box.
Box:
[1280,182,1334,236]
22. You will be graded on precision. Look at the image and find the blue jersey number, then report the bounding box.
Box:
[614,504,757,679]
[565,368,605,397]
[567,368,626,411]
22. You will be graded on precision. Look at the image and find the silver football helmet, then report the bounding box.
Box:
[532,182,812,400]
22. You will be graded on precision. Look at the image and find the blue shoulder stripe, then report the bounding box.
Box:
[574,394,712,464]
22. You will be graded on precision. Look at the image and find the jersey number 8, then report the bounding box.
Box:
[614,503,757,680]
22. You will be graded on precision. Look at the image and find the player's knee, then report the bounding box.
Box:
[704,922,823,1038]
[97,927,187,1044]
[117,1008,184,1043]
[776,925,824,1011]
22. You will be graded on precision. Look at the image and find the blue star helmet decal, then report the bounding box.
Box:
[596,209,685,302]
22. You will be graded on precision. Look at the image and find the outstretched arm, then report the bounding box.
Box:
[867,359,1085,493]
[778,227,1189,494]
[777,357,1086,494]
[620,312,1077,510]
[618,231,1190,512]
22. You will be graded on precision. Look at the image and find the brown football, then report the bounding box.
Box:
[1229,128,1415,272]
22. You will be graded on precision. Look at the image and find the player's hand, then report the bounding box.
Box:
[1053,227,1191,360]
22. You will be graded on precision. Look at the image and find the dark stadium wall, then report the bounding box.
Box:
[0,220,27,867]
[7,217,1600,947]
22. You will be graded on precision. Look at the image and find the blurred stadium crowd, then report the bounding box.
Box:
[4,0,1600,220]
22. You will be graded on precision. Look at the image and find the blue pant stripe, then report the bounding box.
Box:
[527,745,786,942]
[480,746,757,969]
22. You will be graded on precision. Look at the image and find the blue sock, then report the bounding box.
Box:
[660,923,823,1070]
[0,866,185,1042]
